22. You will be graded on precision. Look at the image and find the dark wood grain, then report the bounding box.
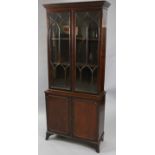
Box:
[46,95,69,134]
[45,89,105,101]
[99,93,106,139]
[72,98,98,140]
[43,1,110,10]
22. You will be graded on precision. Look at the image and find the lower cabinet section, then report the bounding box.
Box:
[46,95,69,134]
[73,98,98,140]
[45,91,105,153]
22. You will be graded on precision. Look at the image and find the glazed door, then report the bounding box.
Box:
[47,11,71,90]
[74,10,101,93]
[46,95,70,134]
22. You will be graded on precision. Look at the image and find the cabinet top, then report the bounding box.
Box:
[43,1,110,9]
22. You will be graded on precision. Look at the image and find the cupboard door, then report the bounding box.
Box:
[46,95,69,134]
[47,11,71,90]
[73,98,98,140]
[75,10,101,93]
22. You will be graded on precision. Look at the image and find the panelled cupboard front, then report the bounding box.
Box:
[43,1,110,153]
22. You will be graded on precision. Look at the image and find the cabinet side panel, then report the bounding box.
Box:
[99,95,106,138]
[99,8,107,92]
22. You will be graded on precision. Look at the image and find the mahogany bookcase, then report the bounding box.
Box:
[43,1,110,152]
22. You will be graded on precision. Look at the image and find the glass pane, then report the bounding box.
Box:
[48,12,70,90]
[75,11,100,93]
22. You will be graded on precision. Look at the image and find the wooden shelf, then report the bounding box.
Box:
[52,62,70,66]
[51,38,69,40]
[75,80,97,93]
[51,37,98,41]
[76,37,98,41]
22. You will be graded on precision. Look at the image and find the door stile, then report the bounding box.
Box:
[71,9,76,91]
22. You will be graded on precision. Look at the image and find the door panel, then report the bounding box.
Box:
[46,95,69,134]
[47,11,71,90]
[72,98,98,140]
[75,10,100,93]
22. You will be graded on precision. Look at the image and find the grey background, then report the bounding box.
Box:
[38,0,116,154]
